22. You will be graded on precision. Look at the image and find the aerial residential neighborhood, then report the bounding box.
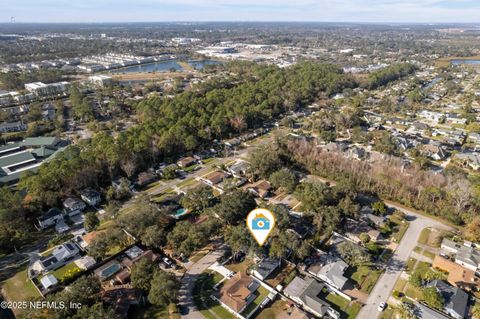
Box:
[3,2,480,319]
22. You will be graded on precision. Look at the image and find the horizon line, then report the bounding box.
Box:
[0,20,479,25]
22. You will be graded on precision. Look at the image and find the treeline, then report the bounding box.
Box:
[365,63,416,90]
[286,138,478,225]
[18,61,356,208]
[0,69,66,90]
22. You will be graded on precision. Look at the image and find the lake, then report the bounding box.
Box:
[110,60,220,74]
[451,59,480,65]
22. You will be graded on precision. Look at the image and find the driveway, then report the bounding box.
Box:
[179,246,227,319]
[356,201,454,319]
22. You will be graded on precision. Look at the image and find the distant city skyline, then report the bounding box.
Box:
[2,0,480,23]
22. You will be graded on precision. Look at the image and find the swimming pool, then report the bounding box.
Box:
[174,208,190,218]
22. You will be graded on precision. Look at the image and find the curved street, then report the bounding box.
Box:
[356,201,455,319]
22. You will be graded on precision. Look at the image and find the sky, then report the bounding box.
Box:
[1,0,480,23]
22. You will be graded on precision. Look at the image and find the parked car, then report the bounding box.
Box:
[378,302,387,312]
[163,257,173,268]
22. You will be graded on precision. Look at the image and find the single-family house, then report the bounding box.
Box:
[344,218,381,243]
[80,188,101,206]
[135,171,157,187]
[425,280,469,319]
[62,197,86,216]
[101,288,144,318]
[228,160,250,178]
[203,170,229,186]
[224,138,241,148]
[218,272,261,315]
[55,219,70,233]
[288,215,315,239]
[74,256,96,270]
[252,258,281,281]
[432,256,479,291]
[248,180,272,198]
[177,156,196,168]
[419,144,446,161]
[454,152,480,171]
[441,238,480,272]
[307,251,349,291]
[31,242,80,274]
[37,208,63,229]
[284,276,340,319]
[446,113,467,125]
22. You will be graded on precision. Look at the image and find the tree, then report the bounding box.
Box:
[422,287,444,310]
[395,302,417,319]
[248,144,285,179]
[472,303,480,319]
[131,257,156,292]
[269,168,298,193]
[71,303,118,319]
[337,241,370,266]
[224,225,253,260]
[372,201,387,216]
[162,166,178,180]
[465,216,480,242]
[180,185,215,212]
[84,212,99,231]
[409,270,423,287]
[215,190,256,225]
[148,270,178,306]
[141,225,167,249]
[359,233,371,244]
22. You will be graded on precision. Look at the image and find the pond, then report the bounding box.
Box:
[451,60,480,65]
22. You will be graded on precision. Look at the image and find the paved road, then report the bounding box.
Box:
[356,201,454,319]
[179,247,227,319]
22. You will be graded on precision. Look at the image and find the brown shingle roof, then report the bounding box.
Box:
[219,272,254,313]
[433,255,479,290]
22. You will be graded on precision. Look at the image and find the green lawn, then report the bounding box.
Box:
[348,265,382,294]
[413,246,422,254]
[406,258,417,273]
[255,299,288,319]
[393,278,407,293]
[321,292,361,319]
[177,178,198,188]
[1,267,41,302]
[404,283,423,300]
[415,261,431,273]
[418,228,431,245]
[51,262,82,282]
[240,286,269,317]
[392,223,409,243]
[423,250,436,260]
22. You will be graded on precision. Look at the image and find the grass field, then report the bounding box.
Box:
[1,267,41,302]
[51,262,82,282]
[240,286,269,317]
[255,299,288,319]
[348,265,382,294]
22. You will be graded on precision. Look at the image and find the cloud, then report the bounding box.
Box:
[1,0,480,23]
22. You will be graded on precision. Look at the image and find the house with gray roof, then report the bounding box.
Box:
[284,276,340,319]
[426,280,469,319]
[307,252,349,292]
[416,303,450,319]
[252,258,281,281]
[441,238,480,272]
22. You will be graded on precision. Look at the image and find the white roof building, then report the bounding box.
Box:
[40,274,58,290]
